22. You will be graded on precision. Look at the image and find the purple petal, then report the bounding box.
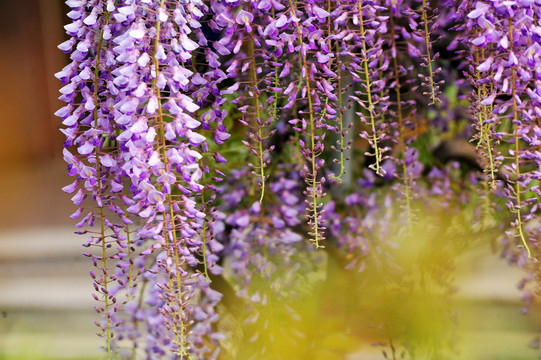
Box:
[481,93,497,105]
[477,57,493,72]
[71,188,85,206]
[235,10,254,25]
[62,181,78,194]
[312,5,330,20]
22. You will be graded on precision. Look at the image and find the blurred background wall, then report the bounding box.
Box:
[0,0,70,229]
[0,1,102,358]
[0,0,62,167]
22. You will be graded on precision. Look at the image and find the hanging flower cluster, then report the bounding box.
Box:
[57,0,227,357]
[56,0,541,358]
[459,0,541,261]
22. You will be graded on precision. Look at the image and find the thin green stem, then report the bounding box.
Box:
[111,127,134,301]
[123,199,133,300]
[476,47,497,190]
[201,190,211,282]
[92,3,118,355]
[357,0,382,175]
[247,29,266,204]
[390,12,413,229]
[473,47,495,227]
[288,0,322,248]
[509,17,532,259]
[271,9,279,127]
[293,57,305,169]
[422,0,437,105]
[335,52,346,180]
[153,3,190,354]
[328,0,346,181]
[482,172,492,232]
[474,47,486,148]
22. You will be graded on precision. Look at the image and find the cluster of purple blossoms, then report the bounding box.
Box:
[56,0,541,358]
[456,0,541,262]
[57,0,229,357]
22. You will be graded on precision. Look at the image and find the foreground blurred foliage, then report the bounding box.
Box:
[217,204,502,360]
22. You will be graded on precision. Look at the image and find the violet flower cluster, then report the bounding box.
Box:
[56,0,541,358]
[57,0,227,357]
[457,0,541,262]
